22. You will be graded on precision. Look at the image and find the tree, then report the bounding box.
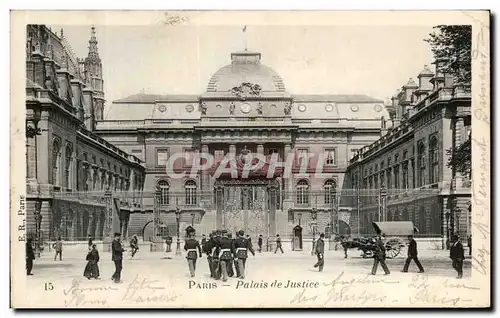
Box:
[446,138,471,178]
[425,25,472,84]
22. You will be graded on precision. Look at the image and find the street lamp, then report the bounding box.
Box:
[154,187,162,239]
[310,209,317,256]
[175,198,181,256]
[297,212,302,227]
[34,200,43,258]
[445,211,451,250]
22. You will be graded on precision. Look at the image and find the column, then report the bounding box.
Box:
[257,144,264,155]
[454,117,465,187]
[284,144,293,200]
[200,144,210,206]
[268,184,277,248]
[215,185,224,229]
[229,144,236,157]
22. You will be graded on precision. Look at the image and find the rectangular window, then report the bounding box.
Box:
[156,148,169,167]
[325,149,336,165]
[183,148,196,167]
[214,149,225,162]
[296,148,309,167]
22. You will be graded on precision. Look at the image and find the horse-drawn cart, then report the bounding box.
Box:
[342,221,418,259]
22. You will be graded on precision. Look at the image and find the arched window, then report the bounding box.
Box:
[52,140,61,186]
[296,180,310,205]
[429,136,439,184]
[324,179,336,205]
[417,142,426,187]
[64,144,72,189]
[185,180,197,205]
[158,180,170,205]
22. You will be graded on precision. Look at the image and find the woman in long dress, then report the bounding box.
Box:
[84,244,100,279]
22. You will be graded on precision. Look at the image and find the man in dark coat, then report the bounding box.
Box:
[129,235,139,258]
[211,230,222,280]
[370,234,390,275]
[401,235,424,273]
[450,234,465,279]
[313,233,325,272]
[226,232,235,277]
[26,238,35,275]
[233,230,255,279]
[218,231,234,282]
[258,234,263,253]
[184,232,202,277]
[275,234,284,254]
[88,235,93,251]
[204,232,215,278]
[201,234,207,252]
[111,232,124,283]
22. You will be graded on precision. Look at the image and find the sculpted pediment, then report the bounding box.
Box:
[229,82,262,100]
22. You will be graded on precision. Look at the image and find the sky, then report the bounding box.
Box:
[51,23,435,119]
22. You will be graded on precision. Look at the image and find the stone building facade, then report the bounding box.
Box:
[25,25,145,243]
[342,62,471,246]
[96,50,390,245]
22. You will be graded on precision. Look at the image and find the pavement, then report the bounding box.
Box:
[19,247,475,308]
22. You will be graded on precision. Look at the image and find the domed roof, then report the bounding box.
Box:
[206,51,286,93]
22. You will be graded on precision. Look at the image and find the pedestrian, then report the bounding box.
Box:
[88,235,93,251]
[84,244,100,279]
[201,234,207,252]
[340,235,349,258]
[401,235,424,273]
[218,231,234,282]
[129,235,139,258]
[211,230,222,280]
[313,233,325,272]
[275,234,284,254]
[26,238,35,276]
[450,234,465,279]
[53,237,63,261]
[258,234,263,253]
[226,232,235,277]
[467,235,472,256]
[165,235,172,253]
[205,232,215,278]
[370,233,390,275]
[233,230,255,279]
[184,232,202,277]
[111,232,124,283]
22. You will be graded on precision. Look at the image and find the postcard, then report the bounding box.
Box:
[10,10,490,308]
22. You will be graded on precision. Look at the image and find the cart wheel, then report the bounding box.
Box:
[386,246,400,259]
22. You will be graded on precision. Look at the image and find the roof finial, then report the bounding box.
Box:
[88,25,99,58]
[60,28,64,38]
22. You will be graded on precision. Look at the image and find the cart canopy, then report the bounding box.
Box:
[372,221,418,236]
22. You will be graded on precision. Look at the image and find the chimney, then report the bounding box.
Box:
[430,58,454,90]
[414,65,434,103]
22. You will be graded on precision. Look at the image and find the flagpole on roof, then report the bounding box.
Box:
[242,25,247,51]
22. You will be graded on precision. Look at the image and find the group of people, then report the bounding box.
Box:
[185,229,256,281]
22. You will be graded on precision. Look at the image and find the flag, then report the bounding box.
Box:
[242,25,247,32]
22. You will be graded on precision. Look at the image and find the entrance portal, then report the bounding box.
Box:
[215,179,278,239]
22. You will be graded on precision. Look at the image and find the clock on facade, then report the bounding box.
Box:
[298,104,307,112]
[325,104,334,112]
[240,103,252,113]
[158,104,167,112]
[350,104,359,112]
